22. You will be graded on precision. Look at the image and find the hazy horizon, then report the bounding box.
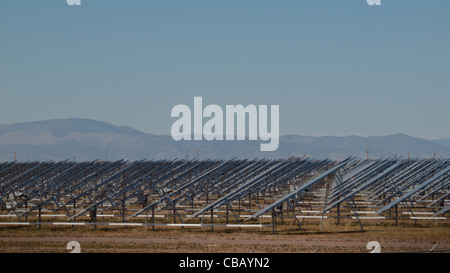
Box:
[0,117,448,141]
[1,1,449,140]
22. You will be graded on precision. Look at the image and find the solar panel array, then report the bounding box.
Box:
[0,157,448,232]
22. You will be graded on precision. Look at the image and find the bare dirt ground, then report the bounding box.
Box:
[1,220,449,253]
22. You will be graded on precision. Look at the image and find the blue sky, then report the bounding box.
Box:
[1,0,449,139]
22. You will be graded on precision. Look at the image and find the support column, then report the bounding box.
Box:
[122,193,126,223]
[272,208,277,235]
[211,208,214,232]
[173,201,177,224]
[395,205,399,227]
[226,203,229,224]
[337,204,340,225]
[38,205,41,230]
[152,206,155,231]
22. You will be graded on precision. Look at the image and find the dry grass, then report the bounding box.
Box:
[0,219,449,253]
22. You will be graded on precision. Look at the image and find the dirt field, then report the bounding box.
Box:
[1,220,449,253]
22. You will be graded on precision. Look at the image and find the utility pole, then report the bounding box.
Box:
[197,148,199,160]
[14,150,16,161]
[366,148,369,160]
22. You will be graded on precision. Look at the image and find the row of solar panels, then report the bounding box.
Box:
[0,157,448,223]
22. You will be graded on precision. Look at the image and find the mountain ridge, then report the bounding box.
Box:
[1,118,449,161]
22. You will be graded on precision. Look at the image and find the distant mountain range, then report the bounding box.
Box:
[1,118,449,162]
[432,137,450,147]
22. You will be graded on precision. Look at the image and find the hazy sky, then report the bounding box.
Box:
[1,0,449,139]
